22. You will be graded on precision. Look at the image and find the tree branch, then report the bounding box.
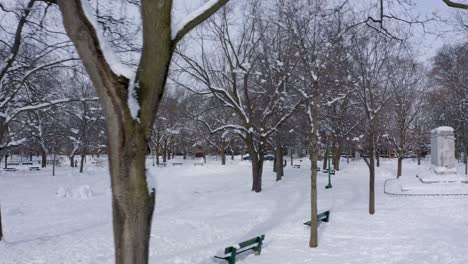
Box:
[172,0,230,45]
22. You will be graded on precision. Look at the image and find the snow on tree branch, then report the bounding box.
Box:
[172,0,230,44]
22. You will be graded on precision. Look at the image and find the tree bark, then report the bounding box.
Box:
[41,150,47,168]
[322,148,328,170]
[79,151,86,173]
[70,154,75,167]
[162,140,167,163]
[333,142,341,171]
[0,203,3,241]
[247,135,263,192]
[221,149,226,165]
[56,0,228,263]
[309,94,319,248]
[275,142,284,181]
[397,157,402,178]
[368,131,376,215]
[52,152,56,176]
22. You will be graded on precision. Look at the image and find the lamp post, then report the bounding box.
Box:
[325,144,333,189]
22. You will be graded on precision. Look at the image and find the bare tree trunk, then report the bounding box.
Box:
[397,157,402,178]
[3,154,7,169]
[376,150,380,167]
[56,0,228,263]
[156,144,160,165]
[368,133,376,215]
[70,154,75,167]
[247,136,263,192]
[309,95,319,248]
[221,149,226,165]
[276,142,284,181]
[333,142,341,171]
[290,147,293,165]
[0,203,3,241]
[322,148,328,170]
[80,151,86,173]
[162,140,167,163]
[52,152,56,176]
[41,150,47,168]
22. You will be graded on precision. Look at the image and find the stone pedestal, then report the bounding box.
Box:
[430,126,457,175]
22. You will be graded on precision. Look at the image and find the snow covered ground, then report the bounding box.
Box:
[1,157,468,264]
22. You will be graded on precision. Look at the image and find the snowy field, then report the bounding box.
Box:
[1,158,468,264]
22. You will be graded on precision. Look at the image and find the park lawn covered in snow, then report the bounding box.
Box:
[1,158,468,264]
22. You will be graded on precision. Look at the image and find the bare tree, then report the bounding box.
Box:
[50,0,229,263]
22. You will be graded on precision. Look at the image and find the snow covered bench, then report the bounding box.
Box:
[22,162,33,165]
[293,165,301,168]
[193,162,204,166]
[7,163,20,166]
[3,168,17,172]
[304,210,330,227]
[214,235,265,264]
[29,166,40,171]
[157,163,167,167]
[172,162,183,166]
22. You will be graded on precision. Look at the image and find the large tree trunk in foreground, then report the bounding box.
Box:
[56,0,228,263]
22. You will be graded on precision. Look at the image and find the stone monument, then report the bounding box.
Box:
[430,126,457,175]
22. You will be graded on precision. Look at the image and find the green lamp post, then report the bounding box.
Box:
[325,144,333,189]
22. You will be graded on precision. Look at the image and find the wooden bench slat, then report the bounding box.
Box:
[304,210,330,226]
[215,235,265,264]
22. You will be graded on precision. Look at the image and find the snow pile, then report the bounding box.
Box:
[56,185,94,199]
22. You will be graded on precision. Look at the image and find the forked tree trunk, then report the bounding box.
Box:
[56,0,228,263]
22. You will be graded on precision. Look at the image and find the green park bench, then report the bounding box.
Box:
[304,210,330,227]
[22,162,34,165]
[214,235,265,264]
[7,162,20,166]
[29,166,40,171]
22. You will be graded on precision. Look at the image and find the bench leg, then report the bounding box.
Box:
[228,250,236,264]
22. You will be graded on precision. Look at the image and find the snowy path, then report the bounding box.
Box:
[0,159,468,263]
